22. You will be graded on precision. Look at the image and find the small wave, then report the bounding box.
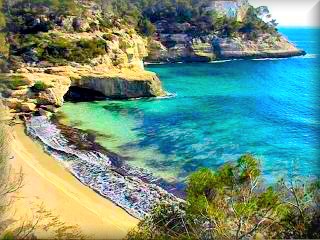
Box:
[210,59,248,63]
[250,54,318,60]
[251,57,289,61]
[120,92,177,101]
[295,54,318,59]
[26,116,182,219]
[292,41,316,43]
[210,59,233,63]
[144,61,167,65]
[156,92,177,99]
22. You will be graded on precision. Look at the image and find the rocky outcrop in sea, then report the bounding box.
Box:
[144,0,305,63]
[1,65,165,118]
[146,33,306,63]
[26,115,183,219]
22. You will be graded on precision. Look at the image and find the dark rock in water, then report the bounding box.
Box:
[64,86,107,102]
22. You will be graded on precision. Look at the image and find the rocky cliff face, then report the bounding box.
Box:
[0,1,166,117]
[147,35,216,63]
[1,65,165,117]
[213,34,305,59]
[0,0,307,117]
[146,32,305,63]
[145,0,305,63]
[73,70,164,99]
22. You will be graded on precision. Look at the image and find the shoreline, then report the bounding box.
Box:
[144,49,306,65]
[9,122,139,239]
[25,115,183,219]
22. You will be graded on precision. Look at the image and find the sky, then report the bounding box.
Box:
[249,0,320,26]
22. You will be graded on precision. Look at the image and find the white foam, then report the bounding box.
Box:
[251,57,289,61]
[26,116,182,219]
[156,92,177,99]
[210,59,234,63]
[296,54,318,59]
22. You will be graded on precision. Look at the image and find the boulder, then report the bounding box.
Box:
[16,68,29,74]
[20,102,37,112]
[38,108,53,117]
[72,18,90,32]
[19,72,72,107]
[10,88,34,100]
[40,105,58,113]
[2,98,22,110]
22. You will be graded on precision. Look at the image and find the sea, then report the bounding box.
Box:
[58,28,320,186]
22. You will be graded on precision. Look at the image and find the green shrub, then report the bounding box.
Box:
[6,76,29,90]
[38,37,107,64]
[16,34,107,65]
[32,81,49,92]
[138,19,156,37]
[127,154,320,240]
[1,231,15,240]
[98,18,113,30]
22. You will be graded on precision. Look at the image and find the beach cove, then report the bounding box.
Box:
[59,28,320,187]
[0,0,318,237]
[8,123,138,239]
[6,27,319,236]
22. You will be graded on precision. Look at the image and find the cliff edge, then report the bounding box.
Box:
[0,0,306,117]
[144,0,305,63]
[0,0,165,116]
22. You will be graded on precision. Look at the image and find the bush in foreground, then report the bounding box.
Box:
[127,154,319,240]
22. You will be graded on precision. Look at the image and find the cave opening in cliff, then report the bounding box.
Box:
[64,86,107,102]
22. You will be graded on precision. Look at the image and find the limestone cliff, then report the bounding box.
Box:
[0,0,165,116]
[0,65,164,117]
[146,32,305,63]
[0,0,307,117]
[147,35,217,63]
[213,34,304,59]
[145,0,305,63]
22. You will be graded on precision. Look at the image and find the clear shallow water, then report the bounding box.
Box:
[59,28,320,185]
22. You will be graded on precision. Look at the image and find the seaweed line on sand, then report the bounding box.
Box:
[25,116,183,219]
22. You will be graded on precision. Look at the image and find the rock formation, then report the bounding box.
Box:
[146,32,305,63]
[0,0,306,117]
[0,1,166,117]
[1,65,165,116]
[213,34,305,59]
[145,0,305,63]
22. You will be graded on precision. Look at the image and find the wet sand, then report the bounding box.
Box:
[9,123,139,239]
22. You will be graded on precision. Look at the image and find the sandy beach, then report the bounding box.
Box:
[9,123,139,239]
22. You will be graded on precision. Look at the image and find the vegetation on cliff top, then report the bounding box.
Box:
[0,0,283,71]
[127,154,320,239]
[110,0,278,37]
[14,33,108,65]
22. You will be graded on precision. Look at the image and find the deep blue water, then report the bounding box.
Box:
[60,28,320,184]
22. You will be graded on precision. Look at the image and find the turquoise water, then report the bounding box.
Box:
[60,28,320,184]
